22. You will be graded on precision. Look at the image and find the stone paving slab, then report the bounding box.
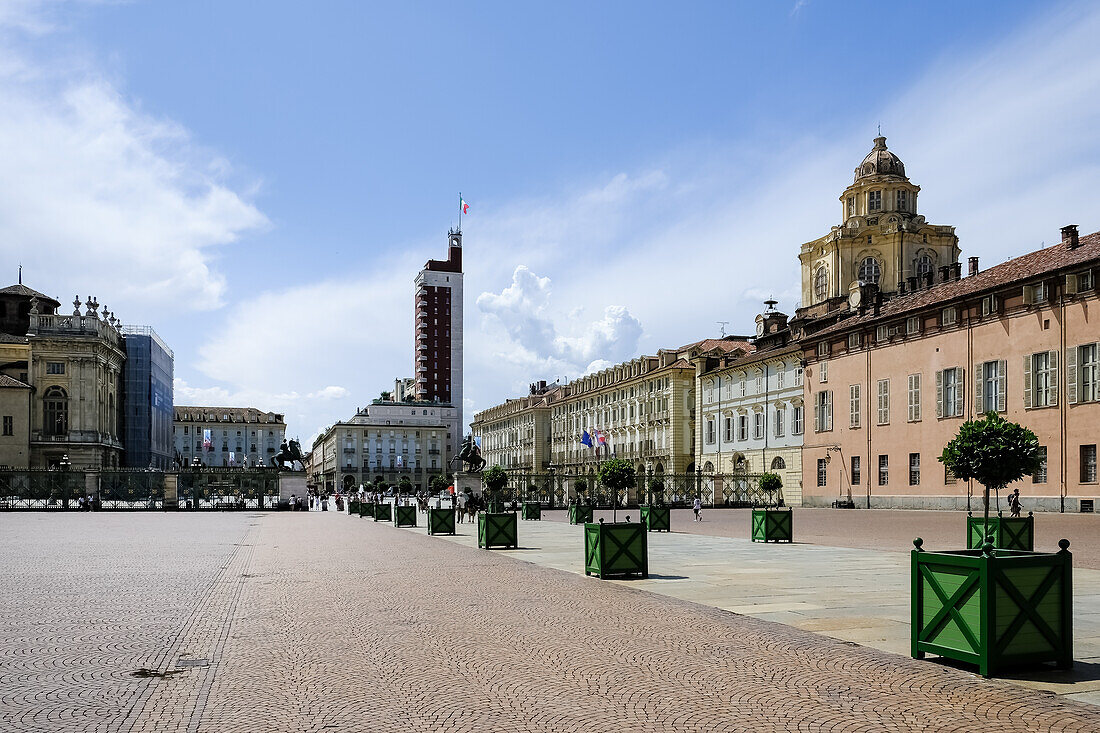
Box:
[5,511,1100,731]
[392,506,1100,703]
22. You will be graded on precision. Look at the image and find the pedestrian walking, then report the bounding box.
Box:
[1009,488,1022,518]
[693,496,702,521]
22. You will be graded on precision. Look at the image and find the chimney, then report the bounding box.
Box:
[951,262,962,280]
[907,276,919,292]
[968,256,979,277]
[938,265,951,283]
[897,280,907,295]
[1062,224,1080,249]
[923,271,934,289]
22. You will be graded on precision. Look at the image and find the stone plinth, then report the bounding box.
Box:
[279,473,307,504]
[454,471,482,498]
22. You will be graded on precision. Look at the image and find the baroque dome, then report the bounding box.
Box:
[854,136,906,182]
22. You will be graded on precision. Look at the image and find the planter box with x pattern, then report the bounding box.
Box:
[522,502,542,520]
[358,502,374,518]
[427,507,456,535]
[569,505,593,525]
[585,521,648,579]
[751,508,793,543]
[966,513,1034,552]
[348,500,360,515]
[640,505,671,532]
[911,539,1073,677]
[394,504,417,527]
[478,512,518,549]
[372,502,392,522]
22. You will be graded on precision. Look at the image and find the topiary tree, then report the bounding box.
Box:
[483,465,508,508]
[573,477,588,502]
[397,475,413,498]
[759,472,783,506]
[598,459,636,521]
[648,478,665,506]
[939,411,1041,541]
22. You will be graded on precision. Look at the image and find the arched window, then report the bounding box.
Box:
[655,463,665,475]
[44,386,68,436]
[858,257,881,285]
[915,255,934,279]
[703,461,714,474]
[771,456,786,470]
[813,266,829,300]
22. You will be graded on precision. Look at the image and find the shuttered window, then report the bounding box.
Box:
[975,360,1007,414]
[1026,351,1058,408]
[907,374,921,422]
[936,367,964,418]
[877,379,890,424]
[849,385,861,429]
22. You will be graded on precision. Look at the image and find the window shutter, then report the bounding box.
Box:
[935,370,943,418]
[813,396,820,433]
[1049,350,1059,406]
[954,367,964,417]
[1023,356,1032,408]
[997,360,1007,412]
[974,366,984,414]
[1067,346,1078,405]
[1023,285,1034,305]
[1066,273,1079,295]
[825,391,833,431]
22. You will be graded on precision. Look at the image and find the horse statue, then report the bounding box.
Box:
[450,435,486,473]
[273,438,306,471]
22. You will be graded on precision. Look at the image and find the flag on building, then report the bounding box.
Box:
[229,451,236,466]
[203,429,212,452]
[461,197,469,215]
[396,455,404,468]
[580,429,593,448]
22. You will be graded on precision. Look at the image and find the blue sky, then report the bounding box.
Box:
[3,0,1099,441]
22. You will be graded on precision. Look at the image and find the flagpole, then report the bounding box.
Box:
[458,191,462,232]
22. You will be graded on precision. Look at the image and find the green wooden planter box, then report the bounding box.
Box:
[584,521,648,579]
[358,502,375,518]
[912,538,1073,677]
[348,500,360,515]
[522,502,542,520]
[569,504,593,525]
[478,512,518,549]
[394,504,417,527]
[640,505,671,532]
[427,507,456,535]
[751,508,793,543]
[373,502,392,522]
[966,513,1034,551]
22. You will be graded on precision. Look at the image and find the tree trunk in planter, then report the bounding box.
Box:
[911,538,1072,677]
[966,512,1034,551]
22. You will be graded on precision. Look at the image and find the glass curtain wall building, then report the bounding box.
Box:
[120,326,175,469]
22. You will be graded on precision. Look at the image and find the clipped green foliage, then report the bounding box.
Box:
[483,465,508,494]
[758,472,783,493]
[397,476,413,494]
[598,458,636,495]
[574,478,588,494]
[940,411,1041,530]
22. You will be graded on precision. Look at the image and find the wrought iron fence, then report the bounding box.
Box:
[98,471,167,510]
[0,469,82,510]
[488,470,777,508]
[176,468,280,510]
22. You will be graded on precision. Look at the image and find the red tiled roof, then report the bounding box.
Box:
[811,230,1100,338]
[676,337,755,355]
[0,374,31,389]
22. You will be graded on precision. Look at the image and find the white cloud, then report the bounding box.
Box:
[476,265,644,373]
[0,3,267,319]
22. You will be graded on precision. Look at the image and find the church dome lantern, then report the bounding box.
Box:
[854,136,906,182]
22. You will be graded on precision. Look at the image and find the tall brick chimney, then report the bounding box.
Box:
[1062,224,1080,249]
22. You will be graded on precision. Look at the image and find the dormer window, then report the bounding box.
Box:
[868,190,882,212]
[858,257,881,285]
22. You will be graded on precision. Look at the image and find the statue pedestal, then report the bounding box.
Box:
[279,473,307,504]
[455,471,482,498]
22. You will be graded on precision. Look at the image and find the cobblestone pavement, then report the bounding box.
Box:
[543,507,1100,569]
[4,512,1100,732]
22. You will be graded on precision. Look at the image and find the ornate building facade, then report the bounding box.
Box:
[797,137,960,327]
[173,406,286,468]
[800,225,1100,510]
[694,304,804,505]
[0,285,126,469]
[470,381,556,471]
[311,399,456,494]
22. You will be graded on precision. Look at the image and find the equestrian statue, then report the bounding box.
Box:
[273,438,306,471]
[451,434,486,473]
